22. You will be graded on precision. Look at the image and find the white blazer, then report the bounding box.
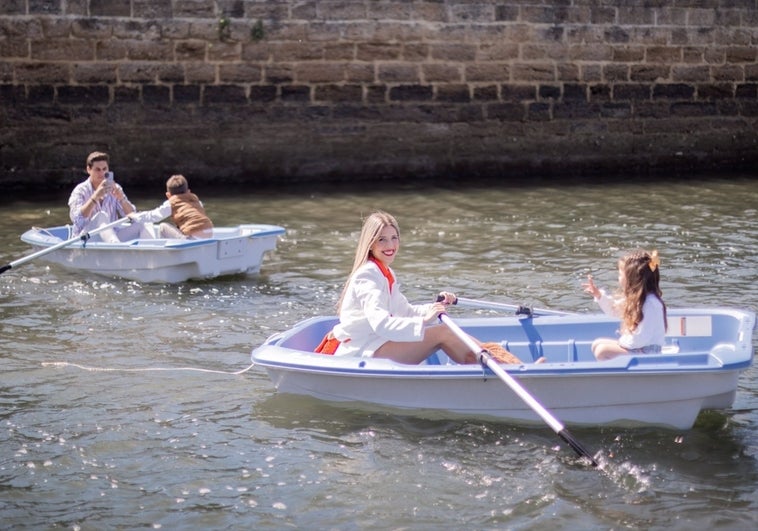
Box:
[332,261,431,357]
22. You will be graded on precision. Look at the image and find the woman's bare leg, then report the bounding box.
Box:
[373,325,479,364]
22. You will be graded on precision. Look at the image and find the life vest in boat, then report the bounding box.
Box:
[314,330,340,355]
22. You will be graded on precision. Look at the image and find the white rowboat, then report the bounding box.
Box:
[251,307,756,430]
[20,223,285,283]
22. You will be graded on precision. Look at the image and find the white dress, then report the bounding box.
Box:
[595,290,666,350]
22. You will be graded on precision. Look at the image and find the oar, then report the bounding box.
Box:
[454,296,574,317]
[438,311,598,466]
[0,217,130,275]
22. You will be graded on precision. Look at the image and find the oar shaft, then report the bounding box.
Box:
[10,234,85,268]
[3,217,130,273]
[455,297,573,317]
[439,313,564,432]
[439,312,597,465]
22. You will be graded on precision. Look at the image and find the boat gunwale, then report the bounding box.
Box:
[20,224,286,251]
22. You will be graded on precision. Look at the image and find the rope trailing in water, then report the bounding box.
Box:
[41,361,256,375]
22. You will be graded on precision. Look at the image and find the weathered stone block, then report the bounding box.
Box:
[670,101,718,117]
[31,39,95,61]
[15,62,70,83]
[173,0,215,18]
[127,41,175,61]
[501,85,536,102]
[672,65,710,82]
[423,64,462,83]
[513,64,555,82]
[697,84,734,99]
[73,63,118,84]
[281,85,310,103]
[114,86,140,103]
[539,85,561,100]
[58,85,109,105]
[465,63,509,82]
[473,85,498,101]
[614,84,651,101]
[119,63,161,83]
[315,84,363,102]
[0,0,25,15]
[219,64,263,83]
[430,43,477,62]
[486,102,526,121]
[204,84,247,104]
[134,0,173,18]
[653,83,695,100]
[91,0,131,17]
[735,83,758,98]
[435,84,470,103]
[173,85,201,104]
[143,85,171,105]
[26,85,55,104]
[249,86,277,102]
[295,63,345,83]
[389,85,433,102]
[378,63,419,83]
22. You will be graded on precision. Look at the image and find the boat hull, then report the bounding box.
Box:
[20,224,285,283]
[251,309,756,429]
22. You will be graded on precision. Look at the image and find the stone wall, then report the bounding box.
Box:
[1,0,757,191]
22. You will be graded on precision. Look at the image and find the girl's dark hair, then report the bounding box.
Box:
[618,249,667,333]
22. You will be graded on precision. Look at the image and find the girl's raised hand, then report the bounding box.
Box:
[582,274,601,299]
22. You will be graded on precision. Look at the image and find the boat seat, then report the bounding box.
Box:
[427,341,591,364]
[489,339,588,363]
[426,337,682,365]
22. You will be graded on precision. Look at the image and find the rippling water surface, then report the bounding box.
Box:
[1,176,756,529]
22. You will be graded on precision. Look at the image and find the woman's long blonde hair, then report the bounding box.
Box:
[336,211,400,310]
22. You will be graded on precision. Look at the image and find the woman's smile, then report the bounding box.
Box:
[371,226,400,266]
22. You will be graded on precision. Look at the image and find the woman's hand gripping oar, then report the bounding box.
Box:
[436,301,598,466]
[1,217,131,275]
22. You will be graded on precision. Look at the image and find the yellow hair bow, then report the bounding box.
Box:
[648,250,660,272]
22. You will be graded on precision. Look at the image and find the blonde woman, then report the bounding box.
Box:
[326,211,520,364]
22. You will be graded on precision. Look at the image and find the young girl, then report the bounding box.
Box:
[327,211,521,364]
[583,249,668,360]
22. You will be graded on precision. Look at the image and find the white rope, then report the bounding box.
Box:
[41,361,256,375]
